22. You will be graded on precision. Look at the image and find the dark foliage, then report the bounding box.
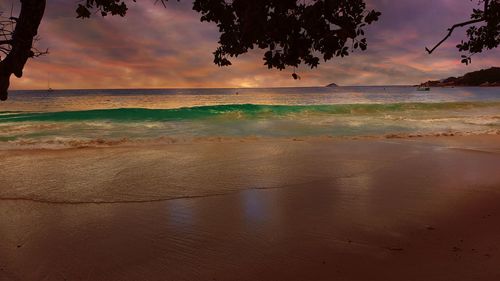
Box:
[421,67,500,87]
[458,0,500,64]
[0,0,46,101]
[427,0,500,65]
[460,67,500,85]
[0,0,381,100]
[77,0,380,77]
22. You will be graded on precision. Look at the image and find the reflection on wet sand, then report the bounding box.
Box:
[1,136,500,280]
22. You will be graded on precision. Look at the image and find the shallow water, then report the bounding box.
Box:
[1,86,499,148]
[1,138,500,281]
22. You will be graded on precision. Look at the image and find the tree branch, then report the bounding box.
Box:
[425,18,485,54]
[426,0,490,54]
[0,0,46,100]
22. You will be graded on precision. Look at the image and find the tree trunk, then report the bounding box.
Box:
[0,0,46,101]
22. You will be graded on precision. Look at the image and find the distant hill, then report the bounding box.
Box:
[326,83,339,87]
[421,67,500,87]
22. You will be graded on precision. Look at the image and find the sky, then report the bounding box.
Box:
[2,0,500,89]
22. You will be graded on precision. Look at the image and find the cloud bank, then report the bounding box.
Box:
[2,0,499,89]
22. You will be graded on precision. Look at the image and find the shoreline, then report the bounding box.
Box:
[1,129,500,151]
[1,135,500,280]
[1,135,499,203]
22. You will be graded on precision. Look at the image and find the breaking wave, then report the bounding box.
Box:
[1,102,499,122]
[1,102,499,149]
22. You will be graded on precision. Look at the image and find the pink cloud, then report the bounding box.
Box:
[6,0,500,90]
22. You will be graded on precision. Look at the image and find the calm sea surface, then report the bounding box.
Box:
[1,86,499,148]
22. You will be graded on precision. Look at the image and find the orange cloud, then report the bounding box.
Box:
[7,0,500,90]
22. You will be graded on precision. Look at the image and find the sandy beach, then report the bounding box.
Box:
[1,135,500,280]
[1,0,499,279]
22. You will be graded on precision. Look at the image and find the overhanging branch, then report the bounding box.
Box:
[426,0,490,54]
[0,0,46,101]
[425,18,485,54]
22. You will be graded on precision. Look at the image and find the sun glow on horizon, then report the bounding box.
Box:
[6,0,500,90]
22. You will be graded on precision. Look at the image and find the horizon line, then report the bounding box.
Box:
[10,84,418,91]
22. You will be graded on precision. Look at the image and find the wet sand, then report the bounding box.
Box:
[1,136,500,280]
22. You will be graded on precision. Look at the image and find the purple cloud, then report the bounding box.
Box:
[4,0,499,89]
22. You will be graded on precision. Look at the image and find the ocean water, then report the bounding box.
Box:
[0,86,499,148]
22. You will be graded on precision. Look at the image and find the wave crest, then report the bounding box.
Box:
[1,102,499,122]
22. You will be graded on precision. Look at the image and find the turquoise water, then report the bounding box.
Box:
[1,102,498,122]
[1,86,499,148]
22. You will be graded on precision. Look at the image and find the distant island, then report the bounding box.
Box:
[420,67,500,87]
[326,83,339,87]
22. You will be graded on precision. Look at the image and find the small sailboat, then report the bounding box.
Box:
[416,86,430,91]
[47,73,54,92]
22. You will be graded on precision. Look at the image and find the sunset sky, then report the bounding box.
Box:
[4,0,500,90]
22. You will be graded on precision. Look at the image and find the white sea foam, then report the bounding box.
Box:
[1,87,499,149]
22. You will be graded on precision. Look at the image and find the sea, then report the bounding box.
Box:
[0,86,499,149]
